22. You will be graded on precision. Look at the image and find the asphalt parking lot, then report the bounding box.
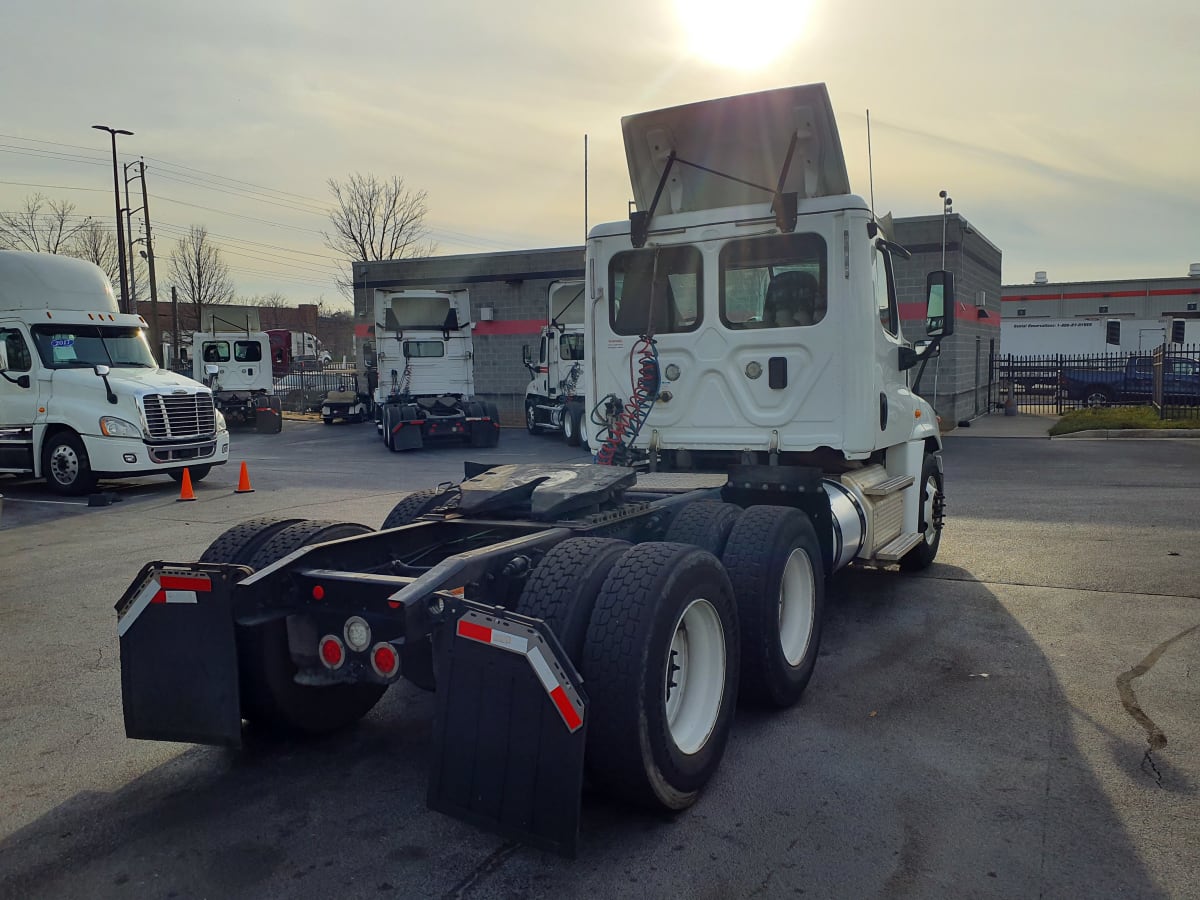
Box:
[0,417,1197,899]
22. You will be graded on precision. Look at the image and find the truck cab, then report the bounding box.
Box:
[523,279,587,445]
[192,331,282,433]
[372,289,499,450]
[0,251,229,494]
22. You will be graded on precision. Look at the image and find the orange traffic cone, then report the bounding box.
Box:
[235,461,254,494]
[176,467,196,502]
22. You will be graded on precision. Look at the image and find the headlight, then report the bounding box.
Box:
[99,416,142,438]
[215,410,228,433]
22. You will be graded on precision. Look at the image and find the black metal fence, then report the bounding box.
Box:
[994,344,1200,419]
[270,363,363,412]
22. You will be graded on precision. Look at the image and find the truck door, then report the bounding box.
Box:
[872,240,915,449]
[0,325,39,472]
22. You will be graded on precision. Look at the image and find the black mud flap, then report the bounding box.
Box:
[428,601,588,858]
[115,562,250,747]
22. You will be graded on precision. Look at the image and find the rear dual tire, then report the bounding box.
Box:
[199,517,387,736]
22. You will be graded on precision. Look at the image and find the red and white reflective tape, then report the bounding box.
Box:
[456,614,584,732]
[117,569,212,637]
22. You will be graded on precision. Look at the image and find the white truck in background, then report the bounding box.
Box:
[523,279,587,446]
[372,288,500,450]
[1001,315,1200,356]
[192,330,283,434]
[0,250,229,494]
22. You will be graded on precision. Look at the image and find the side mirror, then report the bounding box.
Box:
[925,270,956,338]
[205,363,219,376]
[915,339,941,359]
[94,364,111,377]
[522,344,532,365]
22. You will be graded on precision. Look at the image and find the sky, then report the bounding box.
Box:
[3,0,1198,311]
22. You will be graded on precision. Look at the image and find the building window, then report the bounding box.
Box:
[1098,305,1109,314]
[1017,308,1026,317]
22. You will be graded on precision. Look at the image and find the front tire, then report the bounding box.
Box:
[900,453,944,572]
[42,431,96,496]
[721,506,824,708]
[563,405,582,446]
[582,542,739,811]
[525,403,539,434]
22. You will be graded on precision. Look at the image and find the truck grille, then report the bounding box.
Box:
[141,393,216,439]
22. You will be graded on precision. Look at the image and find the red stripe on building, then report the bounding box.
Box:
[1003,288,1200,302]
[457,619,492,644]
[159,575,211,592]
[472,319,546,336]
[549,685,583,731]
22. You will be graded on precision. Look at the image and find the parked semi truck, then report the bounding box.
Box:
[372,288,500,450]
[114,84,951,855]
[193,331,283,433]
[523,279,587,445]
[267,328,329,377]
[0,250,229,494]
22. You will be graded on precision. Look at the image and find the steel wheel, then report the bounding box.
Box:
[525,403,538,434]
[777,549,816,667]
[664,598,726,755]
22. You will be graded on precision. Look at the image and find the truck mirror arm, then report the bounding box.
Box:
[0,370,31,389]
[93,364,119,404]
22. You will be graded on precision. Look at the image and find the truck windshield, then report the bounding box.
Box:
[31,324,156,370]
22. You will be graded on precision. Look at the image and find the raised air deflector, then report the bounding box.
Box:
[621,83,851,216]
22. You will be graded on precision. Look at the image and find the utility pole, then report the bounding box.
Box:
[171,284,180,370]
[137,159,163,363]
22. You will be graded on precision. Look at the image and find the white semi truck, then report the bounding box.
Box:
[113,84,951,856]
[192,330,283,433]
[0,250,229,495]
[523,279,587,445]
[371,288,500,450]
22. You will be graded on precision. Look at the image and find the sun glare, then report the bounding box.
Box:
[676,0,811,71]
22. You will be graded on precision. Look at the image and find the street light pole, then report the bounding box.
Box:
[123,160,145,315]
[93,124,134,312]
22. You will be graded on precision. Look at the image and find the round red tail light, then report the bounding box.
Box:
[371,642,400,679]
[319,635,345,669]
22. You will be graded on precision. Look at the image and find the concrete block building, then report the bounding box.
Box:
[892,214,1003,424]
[352,214,1001,427]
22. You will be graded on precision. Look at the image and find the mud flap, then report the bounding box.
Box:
[256,395,283,433]
[428,601,588,857]
[115,562,249,747]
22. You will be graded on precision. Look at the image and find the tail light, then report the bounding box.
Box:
[371,642,401,679]
[319,635,345,669]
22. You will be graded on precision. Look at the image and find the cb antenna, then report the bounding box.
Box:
[866,109,876,221]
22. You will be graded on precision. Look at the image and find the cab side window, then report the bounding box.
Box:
[1,328,33,371]
[873,245,898,335]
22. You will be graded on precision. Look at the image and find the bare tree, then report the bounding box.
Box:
[169,225,234,313]
[65,221,121,294]
[0,193,93,253]
[238,291,290,309]
[323,173,436,295]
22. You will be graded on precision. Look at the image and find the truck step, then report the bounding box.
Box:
[861,475,915,497]
[874,532,924,561]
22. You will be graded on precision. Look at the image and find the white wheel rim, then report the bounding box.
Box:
[50,444,79,485]
[778,548,816,667]
[664,598,726,755]
[922,475,939,545]
[563,413,574,439]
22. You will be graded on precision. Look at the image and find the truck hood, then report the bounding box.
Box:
[54,366,208,398]
[621,83,850,215]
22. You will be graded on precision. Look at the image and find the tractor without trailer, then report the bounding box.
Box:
[371,288,500,450]
[113,84,953,855]
[523,279,588,446]
[193,330,283,434]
